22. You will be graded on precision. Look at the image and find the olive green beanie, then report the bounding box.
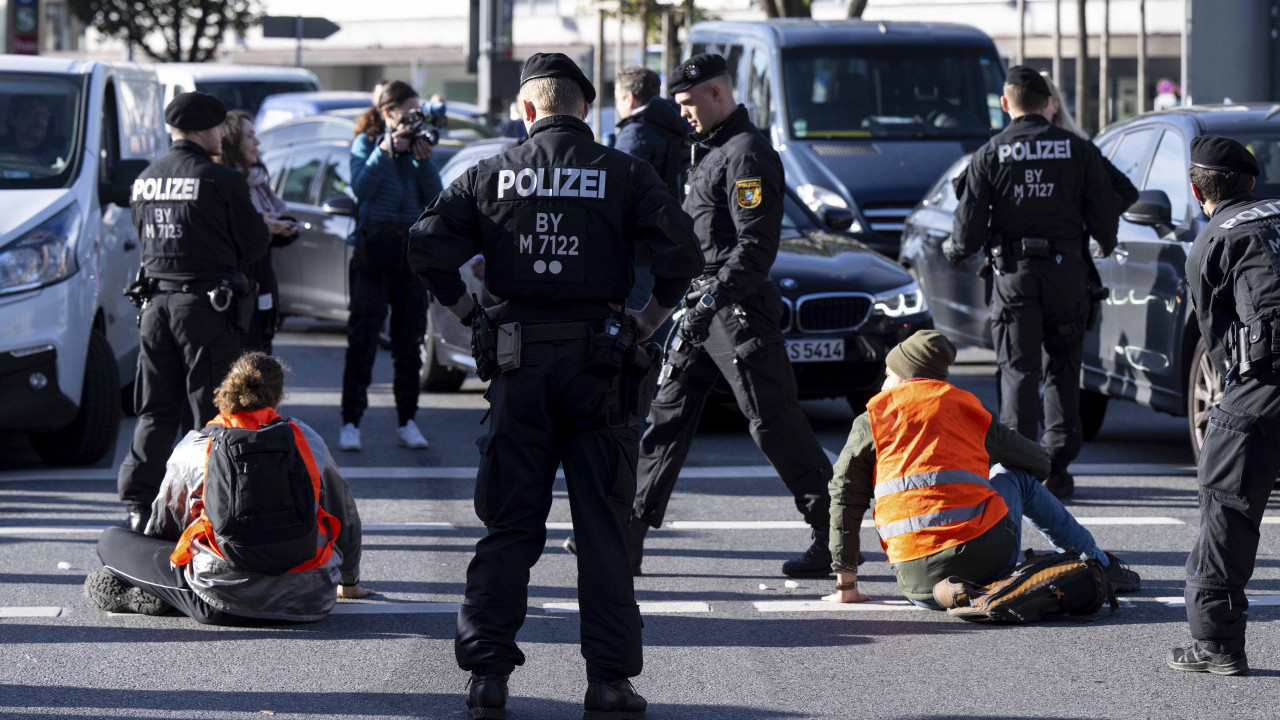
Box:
[885,329,957,381]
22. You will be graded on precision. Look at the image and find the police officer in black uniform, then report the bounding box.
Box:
[946,67,1119,500]
[118,92,269,530]
[630,54,835,578]
[408,53,701,719]
[1168,136,1280,677]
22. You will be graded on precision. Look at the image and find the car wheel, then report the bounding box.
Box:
[1080,389,1108,441]
[419,310,467,393]
[1187,337,1223,463]
[31,329,121,466]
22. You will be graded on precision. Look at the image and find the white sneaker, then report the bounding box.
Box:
[397,419,429,449]
[339,423,361,451]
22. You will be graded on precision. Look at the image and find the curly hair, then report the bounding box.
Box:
[217,110,261,176]
[354,79,418,143]
[213,352,287,414]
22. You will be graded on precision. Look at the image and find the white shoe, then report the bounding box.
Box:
[397,419,429,449]
[339,423,361,451]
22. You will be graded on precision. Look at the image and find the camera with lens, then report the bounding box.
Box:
[391,100,448,155]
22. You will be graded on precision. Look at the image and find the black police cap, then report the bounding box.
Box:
[668,53,729,95]
[1191,134,1260,176]
[1004,66,1052,98]
[164,91,227,132]
[520,52,596,104]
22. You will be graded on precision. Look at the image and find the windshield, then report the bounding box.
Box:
[1235,135,1280,199]
[782,46,1007,140]
[0,72,84,189]
[196,80,319,116]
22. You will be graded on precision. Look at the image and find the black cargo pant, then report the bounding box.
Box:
[456,334,642,682]
[97,526,232,624]
[340,226,427,427]
[634,283,832,530]
[1185,379,1280,653]
[118,290,239,507]
[990,250,1089,472]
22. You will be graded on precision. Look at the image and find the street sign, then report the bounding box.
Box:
[261,16,340,40]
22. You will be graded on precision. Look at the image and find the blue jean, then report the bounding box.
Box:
[906,464,1105,610]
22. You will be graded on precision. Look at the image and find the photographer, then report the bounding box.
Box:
[341,80,443,452]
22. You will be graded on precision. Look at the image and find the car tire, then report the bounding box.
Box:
[1187,336,1223,463]
[1080,389,1108,441]
[420,311,467,393]
[31,329,121,466]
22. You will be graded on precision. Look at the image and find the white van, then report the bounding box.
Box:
[155,63,320,117]
[0,57,166,465]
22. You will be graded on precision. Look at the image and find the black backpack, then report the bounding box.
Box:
[200,420,318,575]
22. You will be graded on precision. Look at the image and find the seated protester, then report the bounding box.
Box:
[85,352,372,623]
[823,330,1141,609]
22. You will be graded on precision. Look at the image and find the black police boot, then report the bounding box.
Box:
[583,678,647,720]
[1043,469,1075,500]
[781,531,833,578]
[1167,642,1249,676]
[629,520,649,577]
[124,504,151,534]
[465,672,509,719]
[83,571,173,616]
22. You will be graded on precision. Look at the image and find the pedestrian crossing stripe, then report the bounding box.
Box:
[543,602,710,614]
[328,602,458,615]
[1154,596,1280,608]
[0,606,60,617]
[755,600,923,612]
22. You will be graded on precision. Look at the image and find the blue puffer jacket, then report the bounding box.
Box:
[349,132,443,231]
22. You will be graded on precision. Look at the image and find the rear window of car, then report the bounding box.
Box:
[196,80,320,116]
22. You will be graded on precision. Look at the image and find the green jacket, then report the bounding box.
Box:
[828,390,1051,571]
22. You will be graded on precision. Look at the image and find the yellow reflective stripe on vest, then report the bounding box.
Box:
[876,502,990,541]
[873,468,991,499]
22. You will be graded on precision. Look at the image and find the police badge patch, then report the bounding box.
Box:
[734,178,763,209]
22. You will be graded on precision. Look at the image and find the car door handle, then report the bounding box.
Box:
[1113,245,1129,264]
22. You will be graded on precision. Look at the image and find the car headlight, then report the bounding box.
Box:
[0,204,81,296]
[873,281,929,317]
[795,184,864,234]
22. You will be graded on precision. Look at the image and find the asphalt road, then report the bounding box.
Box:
[1,319,1276,720]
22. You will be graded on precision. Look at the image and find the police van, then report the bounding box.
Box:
[686,19,1008,255]
[0,57,166,465]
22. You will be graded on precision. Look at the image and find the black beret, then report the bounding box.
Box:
[520,52,596,104]
[164,91,227,132]
[668,53,729,95]
[1004,66,1052,98]
[1191,134,1259,176]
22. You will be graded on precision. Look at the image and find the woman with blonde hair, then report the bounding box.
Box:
[1039,71,1139,211]
[85,352,372,624]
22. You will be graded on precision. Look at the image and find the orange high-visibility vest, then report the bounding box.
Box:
[866,379,1008,564]
[170,407,340,572]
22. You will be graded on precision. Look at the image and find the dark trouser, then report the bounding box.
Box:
[634,283,832,530]
[456,335,642,682]
[118,291,239,507]
[990,252,1089,472]
[241,301,277,355]
[1185,380,1280,653]
[340,260,427,427]
[97,526,232,624]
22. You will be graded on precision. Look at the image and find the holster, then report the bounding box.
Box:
[986,234,1015,275]
[122,267,154,326]
[230,272,258,334]
[471,311,500,381]
[606,340,660,428]
[586,315,637,378]
[1083,242,1109,332]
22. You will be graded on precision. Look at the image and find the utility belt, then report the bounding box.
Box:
[142,274,257,332]
[986,235,1082,274]
[1225,318,1280,383]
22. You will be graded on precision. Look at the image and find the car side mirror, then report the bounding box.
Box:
[321,194,356,217]
[820,205,855,233]
[100,158,150,208]
[1122,189,1175,236]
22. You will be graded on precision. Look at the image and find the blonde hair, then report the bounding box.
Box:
[213,352,287,414]
[519,77,585,117]
[1040,72,1087,138]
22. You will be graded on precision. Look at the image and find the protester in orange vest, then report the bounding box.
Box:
[823,330,1141,608]
[84,352,372,623]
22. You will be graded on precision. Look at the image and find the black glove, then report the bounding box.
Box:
[679,296,716,344]
[942,240,966,266]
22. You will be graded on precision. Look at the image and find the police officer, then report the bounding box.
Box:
[408,53,700,718]
[630,54,835,579]
[1168,136,1280,677]
[945,66,1119,500]
[117,92,269,531]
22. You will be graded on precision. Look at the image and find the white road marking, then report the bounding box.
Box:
[755,599,923,612]
[362,522,455,532]
[329,602,458,615]
[1155,596,1280,608]
[1073,517,1184,526]
[667,521,811,530]
[543,602,710,614]
[1070,463,1194,476]
[0,607,62,617]
[0,526,111,536]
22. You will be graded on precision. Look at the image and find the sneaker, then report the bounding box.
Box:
[1103,552,1141,593]
[339,423,361,451]
[397,419,429,449]
[1167,642,1249,676]
[782,532,833,578]
[1044,469,1075,499]
[465,672,508,719]
[83,571,172,616]
[583,678,646,720]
